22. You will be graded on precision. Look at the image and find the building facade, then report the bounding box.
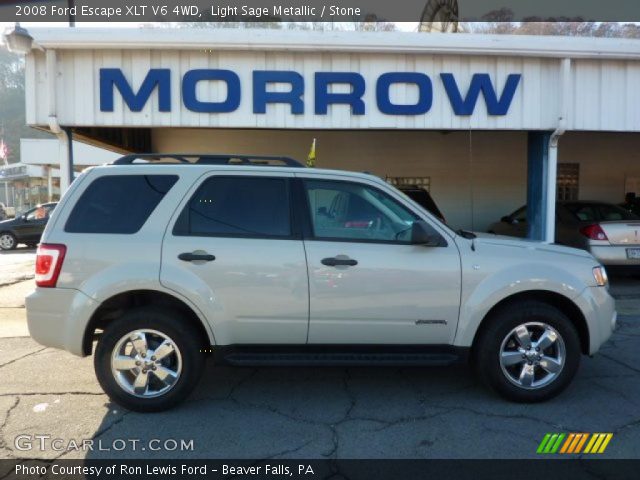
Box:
[16,28,640,237]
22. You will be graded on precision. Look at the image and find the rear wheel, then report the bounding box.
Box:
[0,232,16,250]
[94,307,206,412]
[475,301,581,402]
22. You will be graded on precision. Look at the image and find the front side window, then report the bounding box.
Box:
[26,204,55,221]
[174,176,291,238]
[303,179,421,242]
[65,175,178,234]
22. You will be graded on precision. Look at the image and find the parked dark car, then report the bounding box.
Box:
[488,201,640,269]
[0,202,58,250]
[397,186,446,222]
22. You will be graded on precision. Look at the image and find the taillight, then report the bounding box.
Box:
[35,244,67,288]
[580,224,608,241]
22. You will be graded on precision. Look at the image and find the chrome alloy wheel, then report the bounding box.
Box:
[499,322,566,390]
[110,329,182,398]
[0,233,15,250]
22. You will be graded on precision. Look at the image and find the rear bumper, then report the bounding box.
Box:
[589,245,640,266]
[26,287,98,357]
[572,286,616,355]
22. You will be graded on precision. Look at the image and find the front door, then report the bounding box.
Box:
[161,173,309,345]
[299,177,461,345]
[14,205,53,243]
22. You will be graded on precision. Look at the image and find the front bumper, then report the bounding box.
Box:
[26,287,98,357]
[572,286,617,355]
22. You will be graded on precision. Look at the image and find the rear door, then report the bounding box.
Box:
[298,175,461,345]
[160,172,309,345]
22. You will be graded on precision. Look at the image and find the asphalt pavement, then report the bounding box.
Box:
[0,248,639,460]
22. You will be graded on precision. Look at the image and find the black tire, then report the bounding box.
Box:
[94,307,206,412]
[0,232,17,250]
[474,300,581,402]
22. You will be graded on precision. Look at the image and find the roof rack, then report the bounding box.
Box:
[112,153,305,168]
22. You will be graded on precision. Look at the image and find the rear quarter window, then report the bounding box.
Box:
[65,175,178,234]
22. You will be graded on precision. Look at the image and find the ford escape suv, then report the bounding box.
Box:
[26,154,616,412]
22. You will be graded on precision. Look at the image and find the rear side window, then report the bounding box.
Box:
[65,175,178,234]
[173,176,291,238]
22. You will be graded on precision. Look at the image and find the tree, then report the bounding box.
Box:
[0,48,52,164]
[463,15,640,39]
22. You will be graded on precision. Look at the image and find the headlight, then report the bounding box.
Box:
[593,266,608,287]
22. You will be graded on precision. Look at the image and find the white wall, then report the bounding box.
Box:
[560,132,640,201]
[152,128,528,231]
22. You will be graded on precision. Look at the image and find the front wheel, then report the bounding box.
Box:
[0,232,17,250]
[475,301,581,402]
[94,307,206,412]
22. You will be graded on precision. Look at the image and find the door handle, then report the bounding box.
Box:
[321,257,358,267]
[178,252,216,262]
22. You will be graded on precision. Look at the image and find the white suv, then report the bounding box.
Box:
[26,154,616,412]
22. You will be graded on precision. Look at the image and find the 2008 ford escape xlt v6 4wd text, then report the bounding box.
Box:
[26,154,616,412]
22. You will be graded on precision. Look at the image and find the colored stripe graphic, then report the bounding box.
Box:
[561,433,585,453]
[538,433,566,454]
[597,434,613,453]
[538,433,613,454]
[549,433,566,453]
[544,434,559,453]
[537,433,552,453]
[584,434,599,453]
[584,433,614,454]
[574,433,589,453]
[560,433,575,453]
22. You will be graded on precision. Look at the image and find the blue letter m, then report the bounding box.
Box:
[441,73,521,116]
[100,68,171,112]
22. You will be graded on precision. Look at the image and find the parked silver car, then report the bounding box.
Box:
[489,201,640,270]
[26,154,616,411]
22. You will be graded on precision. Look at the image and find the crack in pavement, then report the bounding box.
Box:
[613,416,640,435]
[367,408,457,433]
[0,347,48,369]
[89,409,133,443]
[599,352,640,375]
[590,379,639,406]
[0,276,34,288]
[0,396,20,459]
[432,404,577,431]
[264,439,315,460]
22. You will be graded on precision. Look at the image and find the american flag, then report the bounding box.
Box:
[0,140,8,165]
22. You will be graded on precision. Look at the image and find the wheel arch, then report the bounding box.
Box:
[82,289,212,356]
[470,290,590,357]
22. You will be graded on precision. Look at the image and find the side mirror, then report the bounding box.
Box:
[20,214,27,221]
[411,221,445,246]
[500,216,513,224]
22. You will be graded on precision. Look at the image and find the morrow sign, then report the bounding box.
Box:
[99,68,522,116]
